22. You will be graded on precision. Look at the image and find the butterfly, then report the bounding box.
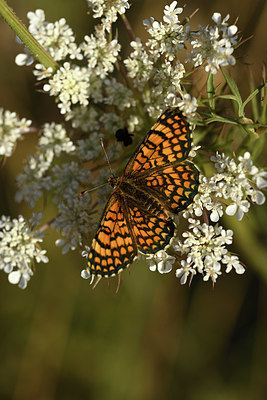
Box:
[85,108,199,279]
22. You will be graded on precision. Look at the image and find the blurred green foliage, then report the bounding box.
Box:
[0,1,266,399]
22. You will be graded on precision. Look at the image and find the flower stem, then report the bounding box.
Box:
[0,0,58,72]
[120,13,136,42]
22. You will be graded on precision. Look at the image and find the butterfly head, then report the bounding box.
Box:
[108,175,118,188]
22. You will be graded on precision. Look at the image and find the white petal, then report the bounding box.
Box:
[180,273,188,285]
[81,269,90,279]
[212,12,221,24]
[253,191,265,205]
[19,277,28,289]
[228,25,238,35]
[158,261,172,274]
[15,53,34,66]
[256,174,267,189]
[8,270,21,284]
[235,264,245,274]
[210,210,220,222]
[236,208,244,221]
[226,203,237,216]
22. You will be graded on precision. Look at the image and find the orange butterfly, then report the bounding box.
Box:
[85,108,199,279]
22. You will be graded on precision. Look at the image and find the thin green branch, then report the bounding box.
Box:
[0,0,58,72]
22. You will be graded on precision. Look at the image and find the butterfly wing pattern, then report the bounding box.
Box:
[86,108,199,278]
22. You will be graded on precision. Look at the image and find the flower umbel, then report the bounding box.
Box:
[0,214,48,288]
[186,12,238,74]
[0,108,31,157]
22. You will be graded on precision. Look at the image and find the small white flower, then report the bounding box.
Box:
[8,265,33,289]
[210,152,229,172]
[252,170,267,189]
[226,200,250,220]
[33,64,53,81]
[15,52,34,66]
[176,257,195,284]
[145,250,176,274]
[176,94,198,120]
[248,189,265,205]
[163,2,183,25]
[203,261,221,283]
[222,254,245,274]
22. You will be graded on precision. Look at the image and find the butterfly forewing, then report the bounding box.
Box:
[124,109,192,176]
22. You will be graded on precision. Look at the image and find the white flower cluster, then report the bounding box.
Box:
[15,122,76,206]
[192,152,266,222]
[0,214,48,289]
[143,1,184,61]
[124,2,190,117]
[43,62,91,114]
[16,156,95,255]
[81,26,121,79]
[53,194,95,254]
[145,151,265,285]
[186,13,238,74]
[174,223,244,284]
[16,9,82,67]
[14,1,240,131]
[0,108,31,157]
[15,2,240,126]
[16,9,121,118]
[87,0,130,31]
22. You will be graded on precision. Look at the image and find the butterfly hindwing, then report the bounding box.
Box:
[126,203,175,254]
[87,195,137,277]
[141,161,200,214]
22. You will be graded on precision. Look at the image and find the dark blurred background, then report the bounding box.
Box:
[0,1,267,399]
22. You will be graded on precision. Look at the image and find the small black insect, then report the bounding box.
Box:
[115,127,134,146]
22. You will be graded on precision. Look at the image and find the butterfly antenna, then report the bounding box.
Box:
[79,182,108,196]
[100,137,114,176]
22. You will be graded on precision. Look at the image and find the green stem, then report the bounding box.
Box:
[0,0,58,72]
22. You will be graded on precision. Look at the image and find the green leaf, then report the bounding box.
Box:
[251,131,266,160]
[259,83,267,123]
[206,73,215,109]
[240,84,265,116]
[206,114,239,125]
[217,94,241,102]
[221,68,243,116]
